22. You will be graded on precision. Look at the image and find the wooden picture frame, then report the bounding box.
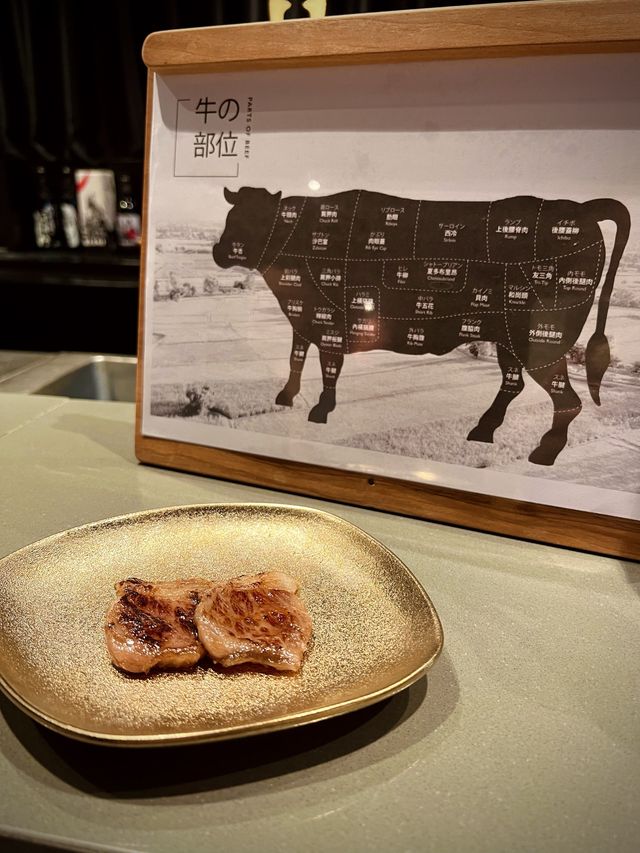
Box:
[136,0,640,560]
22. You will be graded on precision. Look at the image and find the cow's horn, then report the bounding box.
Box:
[223,187,239,204]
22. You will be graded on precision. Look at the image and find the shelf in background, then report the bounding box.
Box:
[0,249,140,290]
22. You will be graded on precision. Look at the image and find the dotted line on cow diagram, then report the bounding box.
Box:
[344,190,362,354]
[345,284,383,328]
[517,253,601,314]
[274,312,596,365]
[595,240,604,295]
[279,317,342,354]
[257,200,605,373]
[282,321,345,356]
[283,239,603,266]
[514,345,575,374]
[256,199,282,272]
[278,278,595,326]
[497,291,584,375]
[304,259,345,313]
[380,266,593,315]
[379,259,468,294]
[413,200,422,259]
[533,199,544,262]
[526,354,569,372]
[518,264,555,310]
[377,299,589,320]
[262,197,307,274]
[378,312,480,321]
[554,405,582,414]
[501,345,521,363]
[501,266,524,368]
[298,263,384,347]
[516,263,548,310]
[485,201,492,262]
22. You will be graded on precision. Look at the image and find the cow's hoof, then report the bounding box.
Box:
[528,446,556,466]
[467,426,494,443]
[308,406,328,424]
[275,390,295,407]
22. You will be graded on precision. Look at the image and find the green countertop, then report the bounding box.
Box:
[0,393,638,853]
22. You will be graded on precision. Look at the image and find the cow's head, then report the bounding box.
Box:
[212,186,282,270]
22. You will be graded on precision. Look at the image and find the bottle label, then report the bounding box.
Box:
[117,212,141,247]
[61,202,80,249]
[33,203,56,248]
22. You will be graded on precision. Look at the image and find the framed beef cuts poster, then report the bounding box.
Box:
[137,1,640,558]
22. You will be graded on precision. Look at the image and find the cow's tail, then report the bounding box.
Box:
[582,198,631,405]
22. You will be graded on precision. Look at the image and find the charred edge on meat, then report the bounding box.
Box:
[117,598,174,649]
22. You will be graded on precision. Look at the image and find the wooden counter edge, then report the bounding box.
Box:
[135,434,640,561]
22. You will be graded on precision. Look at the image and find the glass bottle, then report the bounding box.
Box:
[59,166,80,249]
[116,172,141,249]
[33,165,62,249]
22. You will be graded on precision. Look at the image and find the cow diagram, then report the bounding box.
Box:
[212,187,630,465]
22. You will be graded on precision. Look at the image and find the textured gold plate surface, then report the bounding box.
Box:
[0,504,443,746]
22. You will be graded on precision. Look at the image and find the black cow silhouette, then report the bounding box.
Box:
[212,187,630,465]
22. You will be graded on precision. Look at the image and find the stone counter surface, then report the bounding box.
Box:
[0,393,638,853]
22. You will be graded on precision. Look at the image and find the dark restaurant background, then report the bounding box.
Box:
[0,0,531,354]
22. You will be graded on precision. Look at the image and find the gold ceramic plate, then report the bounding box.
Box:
[0,504,443,746]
